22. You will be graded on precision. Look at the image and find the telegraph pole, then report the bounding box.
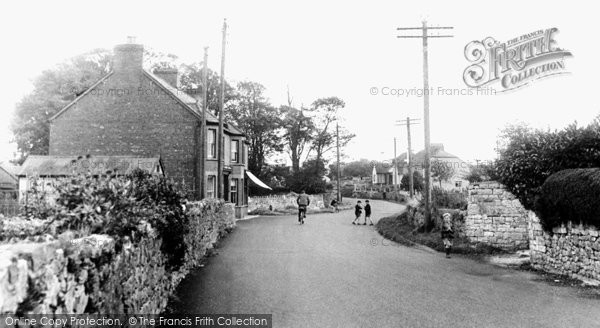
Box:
[336,122,341,202]
[393,137,397,190]
[397,21,453,230]
[217,19,227,199]
[396,117,420,198]
[199,46,209,199]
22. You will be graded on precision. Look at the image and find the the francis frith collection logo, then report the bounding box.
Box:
[463,28,572,92]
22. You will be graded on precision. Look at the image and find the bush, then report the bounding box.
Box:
[534,168,600,230]
[494,119,600,209]
[400,171,424,192]
[21,166,188,270]
[432,187,467,210]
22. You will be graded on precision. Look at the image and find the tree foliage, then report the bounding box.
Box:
[11,49,112,164]
[431,160,456,187]
[401,170,424,192]
[226,81,283,176]
[305,97,355,177]
[494,118,600,209]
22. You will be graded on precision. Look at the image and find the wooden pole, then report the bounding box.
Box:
[336,122,341,202]
[407,116,414,198]
[217,19,227,199]
[200,46,208,199]
[422,21,432,229]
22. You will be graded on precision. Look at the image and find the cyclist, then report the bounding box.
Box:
[296,190,310,224]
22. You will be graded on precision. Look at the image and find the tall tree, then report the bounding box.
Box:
[11,48,112,164]
[178,63,236,116]
[226,81,283,176]
[306,97,355,177]
[431,160,456,188]
[280,89,314,173]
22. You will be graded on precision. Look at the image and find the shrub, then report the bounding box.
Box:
[400,171,424,192]
[21,166,188,270]
[494,119,600,209]
[534,168,600,230]
[432,187,467,210]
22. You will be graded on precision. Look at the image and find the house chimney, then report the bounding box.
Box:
[153,68,179,88]
[113,37,144,74]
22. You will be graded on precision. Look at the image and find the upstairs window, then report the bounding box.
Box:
[208,129,216,158]
[231,140,239,163]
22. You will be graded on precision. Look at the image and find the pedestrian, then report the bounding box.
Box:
[296,190,310,224]
[363,200,373,225]
[352,200,362,225]
[330,199,339,212]
[441,212,454,258]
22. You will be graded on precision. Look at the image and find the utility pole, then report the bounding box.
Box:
[217,19,227,199]
[199,46,208,199]
[397,21,453,230]
[336,122,341,202]
[396,117,420,198]
[393,137,397,190]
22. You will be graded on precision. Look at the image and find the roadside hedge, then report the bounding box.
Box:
[494,119,600,210]
[534,168,600,230]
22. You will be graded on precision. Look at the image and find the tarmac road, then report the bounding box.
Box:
[171,199,600,328]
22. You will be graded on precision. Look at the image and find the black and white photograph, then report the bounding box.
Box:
[0,1,599,327]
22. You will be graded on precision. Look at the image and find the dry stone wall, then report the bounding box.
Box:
[529,212,600,283]
[466,181,529,250]
[248,193,325,212]
[0,200,235,314]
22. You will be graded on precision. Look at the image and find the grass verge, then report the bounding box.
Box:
[376,212,508,257]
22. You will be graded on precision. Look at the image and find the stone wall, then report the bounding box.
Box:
[529,212,600,283]
[0,200,235,314]
[465,181,529,250]
[248,193,326,212]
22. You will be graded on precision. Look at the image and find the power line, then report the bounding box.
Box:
[396,21,453,231]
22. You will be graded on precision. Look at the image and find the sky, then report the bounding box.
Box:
[0,0,598,166]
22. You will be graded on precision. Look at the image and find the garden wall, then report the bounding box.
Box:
[465,181,529,250]
[529,212,600,283]
[0,200,235,314]
[248,193,326,212]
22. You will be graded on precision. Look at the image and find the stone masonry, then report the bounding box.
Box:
[529,212,600,284]
[0,200,235,314]
[465,181,529,250]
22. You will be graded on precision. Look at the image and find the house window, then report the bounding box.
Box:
[455,181,462,188]
[208,129,216,158]
[230,179,238,205]
[231,140,239,163]
[207,175,216,198]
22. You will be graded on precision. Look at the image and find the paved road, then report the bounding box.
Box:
[171,199,600,327]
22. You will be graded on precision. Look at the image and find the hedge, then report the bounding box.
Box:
[534,168,600,230]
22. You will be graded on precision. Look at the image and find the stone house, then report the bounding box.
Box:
[45,41,252,217]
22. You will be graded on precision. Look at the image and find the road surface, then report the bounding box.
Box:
[171,199,600,327]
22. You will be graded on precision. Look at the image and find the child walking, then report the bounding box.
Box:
[352,200,363,225]
[441,212,454,258]
[363,200,374,225]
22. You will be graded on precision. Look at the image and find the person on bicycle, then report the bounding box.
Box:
[297,190,310,224]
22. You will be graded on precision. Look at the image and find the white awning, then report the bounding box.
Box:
[246,171,272,190]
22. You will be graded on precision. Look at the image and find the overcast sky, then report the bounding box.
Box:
[1,0,598,165]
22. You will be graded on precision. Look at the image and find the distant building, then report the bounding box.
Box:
[396,143,470,190]
[0,164,18,192]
